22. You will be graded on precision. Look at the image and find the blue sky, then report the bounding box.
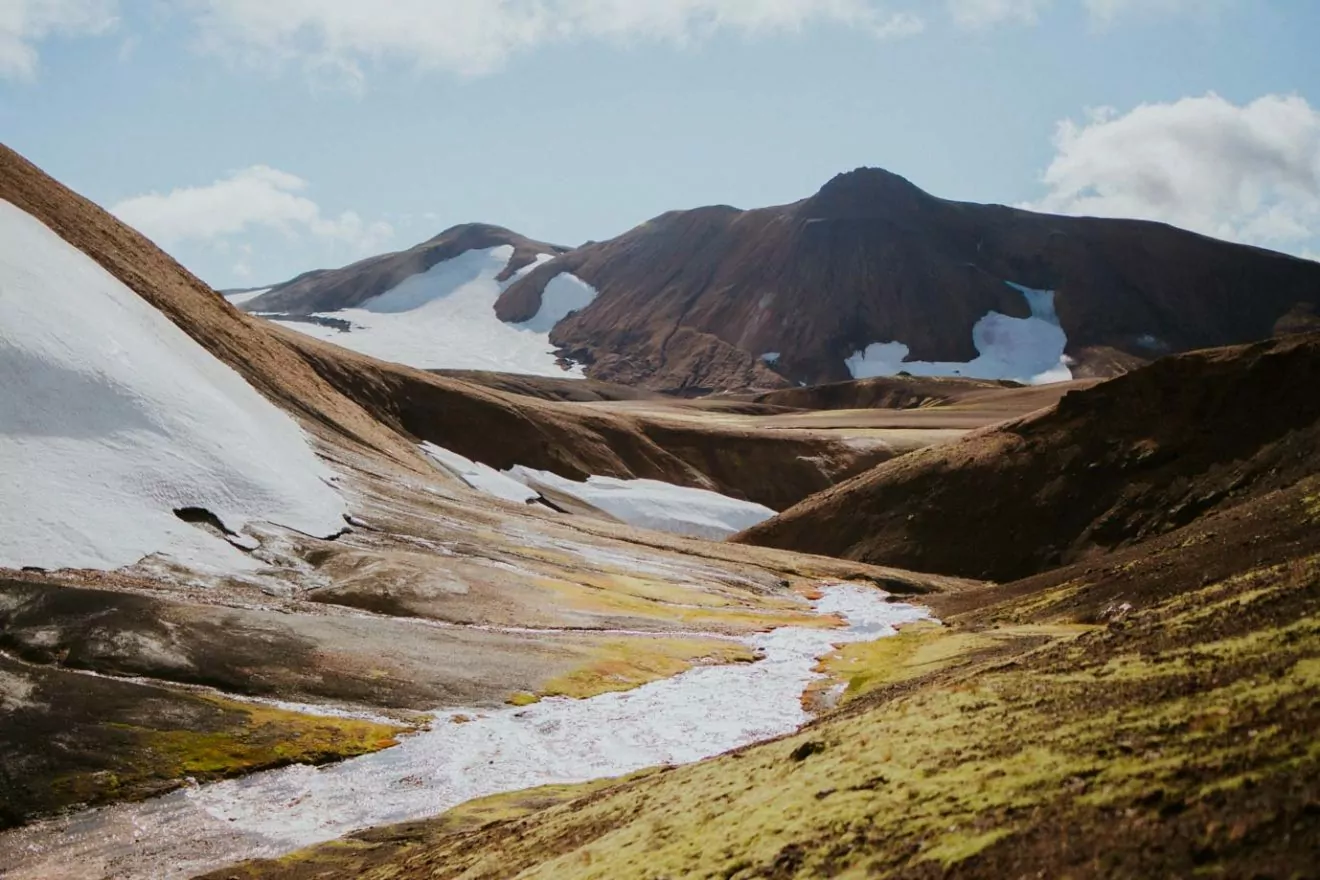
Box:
[3,1,1318,288]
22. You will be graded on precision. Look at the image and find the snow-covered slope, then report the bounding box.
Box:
[846,282,1073,385]
[266,247,597,377]
[0,200,346,571]
[420,443,539,505]
[508,466,776,540]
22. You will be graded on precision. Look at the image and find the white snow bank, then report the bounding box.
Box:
[514,272,598,333]
[269,247,584,378]
[846,281,1073,385]
[419,443,539,505]
[0,200,346,571]
[507,466,775,539]
[223,288,270,307]
[0,585,929,879]
[761,352,781,364]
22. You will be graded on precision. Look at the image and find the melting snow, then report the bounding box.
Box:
[0,585,929,880]
[0,200,346,571]
[514,272,598,333]
[420,443,539,505]
[761,352,781,364]
[846,281,1073,385]
[269,247,593,378]
[507,466,776,539]
[222,288,270,306]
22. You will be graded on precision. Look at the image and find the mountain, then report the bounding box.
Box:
[737,330,1320,581]
[496,167,1320,393]
[242,224,602,376]
[248,224,567,314]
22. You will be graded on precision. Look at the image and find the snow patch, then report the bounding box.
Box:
[761,352,781,364]
[845,281,1073,385]
[269,247,584,378]
[514,272,598,333]
[0,200,346,572]
[420,443,539,505]
[223,288,270,307]
[507,467,775,539]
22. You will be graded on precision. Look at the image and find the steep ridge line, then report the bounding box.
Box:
[496,167,1320,392]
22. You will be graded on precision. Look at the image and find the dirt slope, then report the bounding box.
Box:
[497,167,1320,392]
[738,332,1320,580]
[210,409,1320,880]
[247,224,567,314]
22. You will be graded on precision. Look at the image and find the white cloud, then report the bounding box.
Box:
[189,0,924,82]
[1027,93,1320,252]
[0,0,116,79]
[947,0,1224,29]
[111,165,394,253]
[947,0,1049,29]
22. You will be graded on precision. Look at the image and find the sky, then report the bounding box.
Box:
[2,0,1318,289]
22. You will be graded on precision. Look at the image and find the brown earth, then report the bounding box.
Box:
[738,331,1320,582]
[753,375,1099,416]
[246,224,567,314]
[204,377,1320,880]
[496,167,1320,392]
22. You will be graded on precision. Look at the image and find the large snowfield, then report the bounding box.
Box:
[266,247,598,377]
[0,585,930,880]
[0,200,346,571]
[419,441,776,540]
[508,465,777,539]
[846,282,1074,384]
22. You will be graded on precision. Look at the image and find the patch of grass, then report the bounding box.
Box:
[50,697,406,813]
[540,637,756,700]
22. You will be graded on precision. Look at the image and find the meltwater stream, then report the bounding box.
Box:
[0,586,929,880]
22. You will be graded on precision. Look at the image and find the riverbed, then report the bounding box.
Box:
[0,585,928,879]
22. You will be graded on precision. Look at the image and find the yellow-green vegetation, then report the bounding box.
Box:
[541,637,756,700]
[53,697,406,808]
[534,572,829,633]
[141,699,405,776]
[1305,491,1320,522]
[511,636,756,704]
[224,548,1320,879]
[804,621,1093,709]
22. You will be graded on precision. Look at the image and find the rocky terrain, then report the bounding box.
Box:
[496,168,1320,392]
[206,325,1320,880]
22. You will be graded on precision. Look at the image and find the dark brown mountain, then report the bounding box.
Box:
[247,223,567,314]
[496,167,1320,393]
[736,331,1320,581]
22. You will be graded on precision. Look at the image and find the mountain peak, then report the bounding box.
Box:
[804,166,932,219]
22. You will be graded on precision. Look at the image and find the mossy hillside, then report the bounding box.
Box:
[221,540,1320,879]
[509,636,756,704]
[1,657,408,828]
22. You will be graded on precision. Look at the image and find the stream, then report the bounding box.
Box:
[0,585,929,879]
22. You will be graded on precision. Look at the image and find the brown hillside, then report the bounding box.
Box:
[737,332,1320,580]
[248,223,566,314]
[497,168,1320,392]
